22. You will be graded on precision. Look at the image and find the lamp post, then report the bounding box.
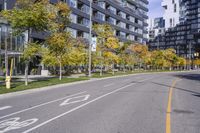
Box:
[88,0,92,77]
[0,27,2,69]
[4,0,8,77]
[88,0,104,77]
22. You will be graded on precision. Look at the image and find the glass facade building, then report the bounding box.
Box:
[0,20,27,75]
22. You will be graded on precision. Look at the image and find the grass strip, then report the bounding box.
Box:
[0,77,89,94]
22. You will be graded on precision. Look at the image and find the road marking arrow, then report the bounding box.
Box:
[60,95,90,106]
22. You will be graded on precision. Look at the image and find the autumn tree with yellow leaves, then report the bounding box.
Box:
[93,24,120,76]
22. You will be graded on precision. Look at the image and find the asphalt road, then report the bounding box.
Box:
[0,71,200,133]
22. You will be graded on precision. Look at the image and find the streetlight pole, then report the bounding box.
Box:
[4,0,8,77]
[0,27,2,69]
[88,0,92,77]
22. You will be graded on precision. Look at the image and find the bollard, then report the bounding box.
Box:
[5,76,11,89]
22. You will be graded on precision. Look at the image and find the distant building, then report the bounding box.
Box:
[147,17,165,43]
[148,0,200,63]
[162,0,180,29]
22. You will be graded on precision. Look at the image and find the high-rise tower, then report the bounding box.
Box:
[162,0,180,29]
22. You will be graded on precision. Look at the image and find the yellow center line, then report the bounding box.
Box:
[166,78,181,133]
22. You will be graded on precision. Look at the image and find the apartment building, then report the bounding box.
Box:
[162,0,180,29]
[64,0,149,43]
[149,0,200,62]
[148,17,165,41]
[0,0,149,75]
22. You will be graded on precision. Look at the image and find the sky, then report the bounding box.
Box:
[148,0,164,19]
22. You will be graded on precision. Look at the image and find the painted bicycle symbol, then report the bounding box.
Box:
[0,117,38,133]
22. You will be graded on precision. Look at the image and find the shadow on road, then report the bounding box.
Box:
[174,74,200,82]
[151,81,200,98]
[192,94,200,98]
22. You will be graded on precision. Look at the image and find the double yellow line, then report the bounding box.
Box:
[166,79,180,133]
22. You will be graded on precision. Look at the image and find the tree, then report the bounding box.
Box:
[151,50,165,70]
[193,59,200,69]
[1,0,50,85]
[93,24,119,75]
[143,51,153,70]
[45,1,71,80]
[103,51,119,75]
[1,0,49,35]
[23,43,41,85]
[41,48,58,67]
[118,42,129,72]
[46,1,71,33]
[163,49,177,70]
[176,57,186,70]
[46,32,72,80]
[130,43,148,69]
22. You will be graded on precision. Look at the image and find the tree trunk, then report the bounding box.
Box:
[100,64,103,76]
[100,52,103,76]
[112,63,115,75]
[25,62,29,86]
[59,61,62,80]
[169,64,172,71]
[132,65,134,72]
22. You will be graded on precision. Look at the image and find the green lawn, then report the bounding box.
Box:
[0,77,89,94]
[0,77,4,81]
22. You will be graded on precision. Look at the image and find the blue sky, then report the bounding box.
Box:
[148,0,163,18]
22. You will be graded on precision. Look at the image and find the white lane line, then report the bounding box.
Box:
[0,91,86,120]
[23,78,153,133]
[103,83,114,87]
[0,106,12,111]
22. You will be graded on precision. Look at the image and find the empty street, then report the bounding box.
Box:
[0,71,200,133]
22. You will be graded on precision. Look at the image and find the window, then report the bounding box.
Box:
[97,2,105,9]
[120,32,126,38]
[81,5,90,14]
[118,12,126,19]
[174,4,176,12]
[82,18,90,27]
[95,12,105,21]
[67,0,77,8]
[70,14,77,23]
[107,17,116,25]
[108,6,116,14]
[170,18,173,27]
[118,22,126,29]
